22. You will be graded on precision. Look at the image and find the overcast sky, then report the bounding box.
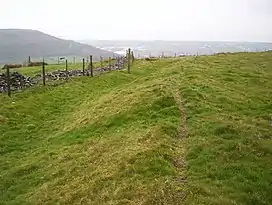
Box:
[0,0,271,42]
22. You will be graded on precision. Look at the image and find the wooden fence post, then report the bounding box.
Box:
[65,59,68,81]
[5,65,11,97]
[90,55,93,77]
[109,57,111,71]
[58,57,60,65]
[100,56,103,69]
[128,48,131,73]
[117,56,119,70]
[73,57,76,64]
[42,58,46,86]
[20,75,23,89]
[83,58,85,76]
[131,51,135,63]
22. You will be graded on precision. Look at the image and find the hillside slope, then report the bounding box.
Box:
[0,29,115,64]
[0,52,271,204]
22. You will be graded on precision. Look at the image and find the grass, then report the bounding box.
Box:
[0,52,271,204]
[180,52,272,205]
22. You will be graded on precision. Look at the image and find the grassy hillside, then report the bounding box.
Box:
[0,52,271,204]
[0,29,115,64]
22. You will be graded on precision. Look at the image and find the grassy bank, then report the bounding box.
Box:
[0,52,271,204]
[181,52,272,204]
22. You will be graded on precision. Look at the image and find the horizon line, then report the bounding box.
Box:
[1,28,271,43]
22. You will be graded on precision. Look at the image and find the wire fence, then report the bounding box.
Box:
[1,49,134,96]
[1,48,271,97]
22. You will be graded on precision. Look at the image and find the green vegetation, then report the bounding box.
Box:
[0,52,271,204]
[182,52,272,205]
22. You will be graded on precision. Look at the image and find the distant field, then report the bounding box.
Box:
[1,60,113,77]
[0,52,271,204]
[81,40,272,57]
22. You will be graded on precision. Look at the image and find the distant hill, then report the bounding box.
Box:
[80,40,272,57]
[0,29,116,64]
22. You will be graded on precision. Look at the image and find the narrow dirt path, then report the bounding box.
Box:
[175,90,188,139]
[173,89,188,204]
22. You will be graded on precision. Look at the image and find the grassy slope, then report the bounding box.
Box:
[182,53,272,205]
[0,60,185,205]
[0,52,271,204]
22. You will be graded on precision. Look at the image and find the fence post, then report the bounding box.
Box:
[90,55,93,77]
[117,56,119,70]
[20,74,23,89]
[5,65,11,97]
[100,56,103,69]
[58,57,60,65]
[109,57,111,71]
[42,58,46,86]
[175,53,177,58]
[128,48,131,73]
[131,51,135,63]
[65,59,68,81]
[83,58,85,76]
[73,57,76,64]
